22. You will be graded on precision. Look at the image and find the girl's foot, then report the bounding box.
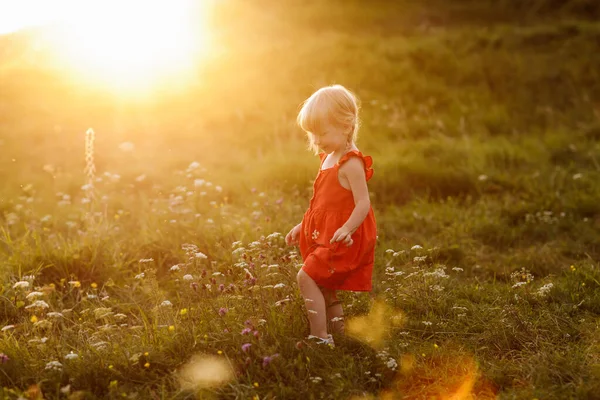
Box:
[306,334,335,348]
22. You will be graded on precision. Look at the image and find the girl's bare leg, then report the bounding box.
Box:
[323,288,344,334]
[297,269,328,339]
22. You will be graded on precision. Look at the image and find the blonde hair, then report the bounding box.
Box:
[297,84,360,154]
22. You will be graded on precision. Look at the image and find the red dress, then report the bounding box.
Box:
[299,150,377,291]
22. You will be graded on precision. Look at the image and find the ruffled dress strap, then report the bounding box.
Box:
[318,152,327,168]
[337,150,374,181]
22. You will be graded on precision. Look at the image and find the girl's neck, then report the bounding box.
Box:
[331,143,358,158]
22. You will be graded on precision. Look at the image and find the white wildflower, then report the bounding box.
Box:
[64,352,79,360]
[160,300,173,307]
[411,245,423,250]
[169,265,180,272]
[13,281,29,289]
[422,321,433,326]
[26,291,44,300]
[273,283,286,289]
[452,267,464,272]
[45,361,63,371]
[195,252,208,259]
[139,258,154,263]
[536,283,554,297]
[182,274,193,281]
[1,325,15,331]
[386,358,398,370]
[134,272,145,280]
[25,300,50,310]
[47,312,64,318]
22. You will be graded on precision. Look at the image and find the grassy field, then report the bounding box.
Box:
[1,0,600,398]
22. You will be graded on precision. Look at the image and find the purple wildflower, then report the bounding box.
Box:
[241,328,252,335]
[0,353,8,364]
[241,343,252,353]
[262,353,279,368]
[218,307,228,316]
[218,284,225,292]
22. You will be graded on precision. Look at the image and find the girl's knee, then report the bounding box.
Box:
[296,269,310,286]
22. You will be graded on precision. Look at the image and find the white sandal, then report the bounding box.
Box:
[306,334,335,348]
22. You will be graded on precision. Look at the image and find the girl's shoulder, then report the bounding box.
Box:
[337,150,374,180]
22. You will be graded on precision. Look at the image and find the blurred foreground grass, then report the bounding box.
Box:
[0,0,599,398]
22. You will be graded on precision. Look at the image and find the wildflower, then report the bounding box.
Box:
[452,267,464,272]
[262,353,279,367]
[273,283,285,289]
[241,343,252,352]
[309,376,322,384]
[0,353,8,363]
[218,307,228,316]
[536,283,554,297]
[169,265,181,272]
[570,265,576,272]
[180,308,188,316]
[30,315,38,323]
[25,300,50,310]
[65,352,79,360]
[386,358,398,370]
[144,362,150,368]
[139,258,154,263]
[183,274,194,281]
[422,321,432,326]
[168,325,175,332]
[411,245,423,250]
[1,325,15,332]
[188,161,200,170]
[134,272,145,280]
[68,280,81,288]
[45,361,63,371]
[160,300,173,307]
[241,328,252,335]
[195,252,208,259]
[26,291,44,300]
[13,281,29,289]
[91,282,98,288]
[253,382,259,388]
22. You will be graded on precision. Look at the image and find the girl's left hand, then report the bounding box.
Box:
[330,226,353,247]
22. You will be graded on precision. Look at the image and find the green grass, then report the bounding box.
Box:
[1,0,600,398]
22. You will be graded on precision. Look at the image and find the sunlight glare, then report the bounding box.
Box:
[46,0,209,95]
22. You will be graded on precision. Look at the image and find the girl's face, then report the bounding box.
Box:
[311,122,349,154]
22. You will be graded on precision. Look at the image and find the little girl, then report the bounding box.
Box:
[285,84,377,347]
